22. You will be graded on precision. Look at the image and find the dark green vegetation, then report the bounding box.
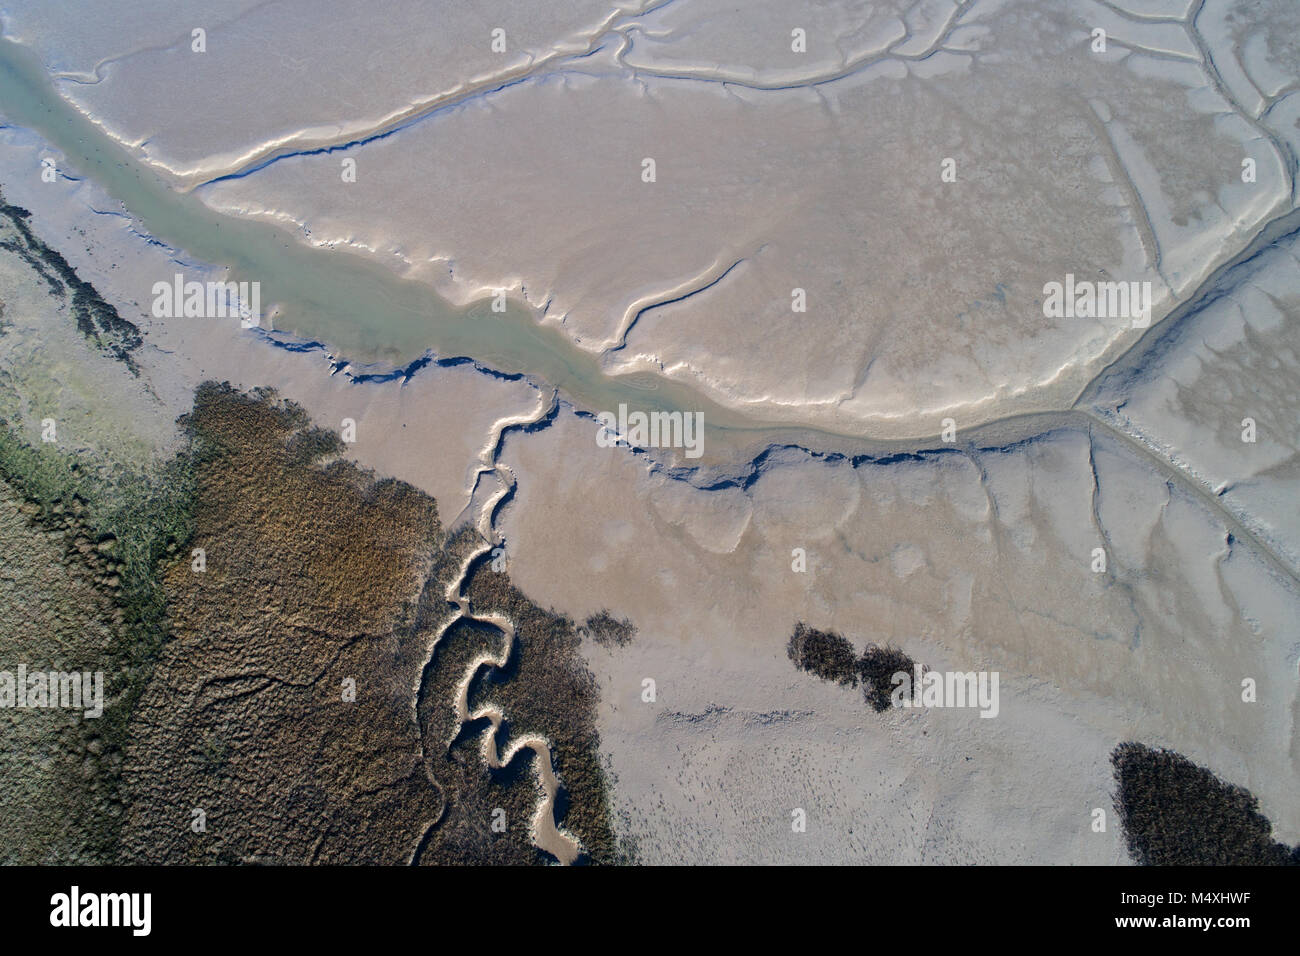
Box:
[0,413,193,862]
[580,609,636,648]
[1112,742,1299,866]
[787,622,859,687]
[0,192,142,370]
[787,623,920,712]
[1,382,625,864]
[858,644,919,713]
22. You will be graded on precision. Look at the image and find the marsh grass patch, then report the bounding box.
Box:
[1112,742,1300,866]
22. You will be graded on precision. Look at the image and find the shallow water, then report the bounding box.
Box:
[3,30,1292,471]
[0,34,839,450]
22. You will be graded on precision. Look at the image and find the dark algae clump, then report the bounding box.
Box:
[787,623,920,713]
[858,644,919,713]
[787,623,860,687]
[580,609,636,648]
[1112,742,1299,866]
[0,192,143,371]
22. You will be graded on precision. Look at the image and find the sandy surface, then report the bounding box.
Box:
[493,405,1299,862]
[1,0,1297,864]
[5,0,1295,435]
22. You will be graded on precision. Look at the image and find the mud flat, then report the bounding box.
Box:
[493,404,1299,862]
[4,0,1298,440]
[0,0,1297,866]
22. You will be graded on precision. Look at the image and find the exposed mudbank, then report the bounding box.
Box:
[1112,742,1300,866]
[0,188,142,370]
[6,15,1293,451]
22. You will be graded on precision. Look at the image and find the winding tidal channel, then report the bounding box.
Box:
[2,30,1298,583]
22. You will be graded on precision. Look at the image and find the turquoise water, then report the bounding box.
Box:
[0,35,813,445]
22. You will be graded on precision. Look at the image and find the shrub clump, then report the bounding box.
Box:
[786,624,920,714]
[581,609,636,648]
[858,644,918,713]
[787,623,860,688]
[1112,742,1300,866]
